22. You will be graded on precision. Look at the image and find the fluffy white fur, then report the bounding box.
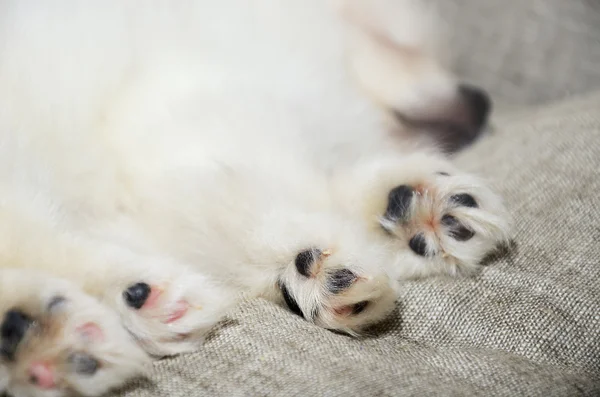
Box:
[0,1,510,396]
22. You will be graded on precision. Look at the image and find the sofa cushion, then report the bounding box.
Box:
[115,92,600,396]
[429,0,600,107]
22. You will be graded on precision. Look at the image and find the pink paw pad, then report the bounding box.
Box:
[76,322,105,343]
[164,300,189,324]
[143,287,190,324]
[29,362,55,389]
[142,286,164,309]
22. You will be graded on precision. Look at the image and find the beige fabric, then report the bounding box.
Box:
[115,91,600,396]
[429,0,600,107]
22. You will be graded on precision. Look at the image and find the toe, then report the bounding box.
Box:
[384,185,414,222]
[68,352,99,376]
[29,362,56,390]
[1,310,34,360]
[450,193,478,208]
[76,322,105,343]
[441,214,474,241]
[279,282,304,318]
[123,283,151,309]
[295,248,320,277]
[327,269,358,294]
[409,233,429,256]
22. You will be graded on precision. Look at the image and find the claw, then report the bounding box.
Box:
[312,249,333,277]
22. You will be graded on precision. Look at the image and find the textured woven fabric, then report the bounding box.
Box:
[430,0,600,107]
[114,92,600,396]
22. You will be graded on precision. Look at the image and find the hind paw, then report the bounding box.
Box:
[378,162,510,277]
[336,153,511,278]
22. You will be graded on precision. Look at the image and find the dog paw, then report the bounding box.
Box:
[0,269,147,397]
[378,165,511,277]
[276,225,398,335]
[333,152,510,278]
[106,264,237,357]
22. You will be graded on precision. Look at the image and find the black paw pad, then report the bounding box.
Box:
[295,248,321,278]
[123,282,151,310]
[47,296,67,313]
[409,233,429,256]
[327,269,358,294]
[450,193,478,208]
[352,301,369,315]
[279,282,304,318]
[441,214,475,241]
[384,185,414,222]
[0,310,33,360]
[68,352,99,376]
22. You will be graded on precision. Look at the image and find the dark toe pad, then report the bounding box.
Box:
[409,233,429,256]
[123,282,151,310]
[69,352,99,376]
[384,185,414,222]
[441,214,475,241]
[327,269,358,294]
[450,193,478,208]
[1,310,33,360]
[295,248,321,278]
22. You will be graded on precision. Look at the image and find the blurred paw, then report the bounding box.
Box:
[0,269,147,397]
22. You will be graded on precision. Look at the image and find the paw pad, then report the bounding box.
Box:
[1,310,33,360]
[450,193,478,208]
[441,214,474,241]
[327,269,358,294]
[295,248,331,277]
[334,300,369,317]
[47,296,67,313]
[68,352,99,376]
[123,282,151,309]
[76,322,104,343]
[409,233,429,256]
[164,300,189,324]
[29,362,55,389]
[279,282,304,318]
[384,185,414,222]
[295,248,320,277]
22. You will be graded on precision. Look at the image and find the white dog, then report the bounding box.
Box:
[0,1,510,395]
